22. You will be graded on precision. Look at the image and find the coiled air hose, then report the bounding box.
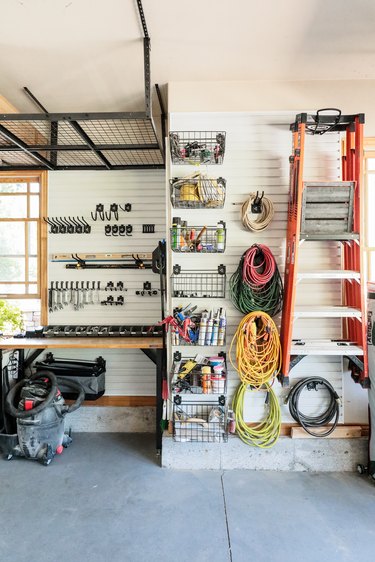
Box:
[232,382,281,448]
[229,245,283,317]
[241,193,274,232]
[230,311,282,388]
[285,377,340,437]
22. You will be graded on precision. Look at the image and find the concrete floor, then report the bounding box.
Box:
[0,434,374,562]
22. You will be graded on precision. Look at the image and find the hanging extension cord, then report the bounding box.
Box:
[285,377,341,437]
[229,311,282,388]
[229,245,283,317]
[241,193,274,232]
[232,382,281,448]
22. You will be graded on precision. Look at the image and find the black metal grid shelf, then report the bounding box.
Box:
[171,264,226,298]
[170,175,226,209]
[0,113,165,170]
[173,401,228,443]
[169,131,226,164]
[170,223,226,253]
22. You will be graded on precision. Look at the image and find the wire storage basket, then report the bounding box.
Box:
[170,222,226,253]
[170,175,226,209]
[171,264,226,298]
[169,131,226,164]
[171,308,226,347]
[173,399,228,442]
[171,352,227,396]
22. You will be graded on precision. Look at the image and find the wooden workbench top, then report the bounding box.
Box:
[0,337,163,350]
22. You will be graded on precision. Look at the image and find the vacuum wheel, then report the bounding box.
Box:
[357,464,367,475]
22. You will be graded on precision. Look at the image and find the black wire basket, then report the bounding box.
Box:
[170,223,226,253]
[172,400,228,443]
[171,352,227,396]
[170,176,226,209]
[169,131,226,164]
[171,264,226,298]
[171,310,226,347]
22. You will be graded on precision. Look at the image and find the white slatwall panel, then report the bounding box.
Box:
[168,112,344,422]
[47,170,165,396]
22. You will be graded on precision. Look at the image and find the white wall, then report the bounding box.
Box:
[47,170,165,396]
[167,111,368,423]
[168,80,375,135]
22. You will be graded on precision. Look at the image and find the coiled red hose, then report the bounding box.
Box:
[242,244,276,286]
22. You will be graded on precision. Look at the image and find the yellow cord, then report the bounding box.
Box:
[232,382,281,448]
[229,311,282,389]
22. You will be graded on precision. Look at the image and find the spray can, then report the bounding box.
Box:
[216,221,225,252]
[218,308,226,346]
[211,309,220,345]
[205,310,214,346]
[198,312,208,346]
[181,220,188,251]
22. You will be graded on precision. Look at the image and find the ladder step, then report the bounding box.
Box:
[294,306,362,319]
[291,339,364,356]
[300,233,359,241]
[297,270,360,281]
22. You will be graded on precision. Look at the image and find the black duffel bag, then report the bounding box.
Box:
[35,353,106,400]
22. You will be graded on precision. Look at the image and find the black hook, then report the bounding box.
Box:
[80,216,91,234]
[251,191,264,214]
[91,203,105,221]
[61,216,74,234]
[105,203,119,221]
[119,224,126,236]
[105,225,112,236]
[119,203,132,212]
[69,216,83,234]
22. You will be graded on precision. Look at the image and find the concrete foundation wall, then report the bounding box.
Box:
[162,434,368,471]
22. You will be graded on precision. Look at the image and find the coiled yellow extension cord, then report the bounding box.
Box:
[229,311,282,388]
[232,382,281,448]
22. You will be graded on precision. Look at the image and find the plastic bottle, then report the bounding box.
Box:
[205,310,214,346]
[216,221,225,252]
[172,217,181,250]
[218,308,226,346]
[211,309,220,345]
[198,312,208,346]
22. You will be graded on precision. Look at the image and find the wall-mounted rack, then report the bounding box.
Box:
[170,175,226,209]
[51,253,154,270]
[171,264,226,298]
[169,131,226,165]
[170,222,226,253]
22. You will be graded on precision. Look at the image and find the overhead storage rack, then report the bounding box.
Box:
[0,1,165,171]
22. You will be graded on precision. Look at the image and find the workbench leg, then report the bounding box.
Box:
[155,349,163,454]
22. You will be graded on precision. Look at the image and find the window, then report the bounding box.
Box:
[0,172,47,299]
[364,141,375,281]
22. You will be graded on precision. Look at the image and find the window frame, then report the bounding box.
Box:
[0,171,47,303]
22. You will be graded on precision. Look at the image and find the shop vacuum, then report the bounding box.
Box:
[0,371,84,465]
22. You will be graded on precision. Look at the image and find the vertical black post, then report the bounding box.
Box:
[155,349,163,453]
[144,37,151,119]
[50,121,58,167]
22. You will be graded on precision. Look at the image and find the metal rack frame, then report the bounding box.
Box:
[0,0,165,171]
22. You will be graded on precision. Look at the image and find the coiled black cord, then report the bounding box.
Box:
[285,377,340,437]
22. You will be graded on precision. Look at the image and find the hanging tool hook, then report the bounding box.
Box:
[91,203,104,221]
[251,191,264,214]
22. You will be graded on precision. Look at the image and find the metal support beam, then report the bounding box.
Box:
[0,143,160,152]
[69,121,112,170]
[50,121,58,167]
[155,84,166,156]
[144,38,151,119]
[0,123,55,170]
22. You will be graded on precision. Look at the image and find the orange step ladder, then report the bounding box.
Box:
[279,110,369,387]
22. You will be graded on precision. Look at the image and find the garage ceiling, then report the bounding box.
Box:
[1,0,374,114]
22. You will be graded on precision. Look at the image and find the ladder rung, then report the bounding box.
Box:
[291,339,364,356]
[300,233,359,241]
[297,270,360,281]
[294,306,362,319]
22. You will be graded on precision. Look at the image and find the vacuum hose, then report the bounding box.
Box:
[5,371,85,419]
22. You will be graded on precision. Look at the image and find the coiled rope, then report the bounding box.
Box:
[229,311,282,388]
[232,382,281,448]
[241,193,274,232]
[229,245,283,317]
[285,377,340,437]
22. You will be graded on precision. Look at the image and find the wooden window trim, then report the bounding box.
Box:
[0,171,47,311]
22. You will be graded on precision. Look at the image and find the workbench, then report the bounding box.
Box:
[0,337,165,452]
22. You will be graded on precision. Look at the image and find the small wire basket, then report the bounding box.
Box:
[173,400,228,442]
[171,352,227,396]
[169,131,226,164]
[170,223,226,253]
[170,175,226,209]
[171,310,226,347]
[171,264,226,298]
